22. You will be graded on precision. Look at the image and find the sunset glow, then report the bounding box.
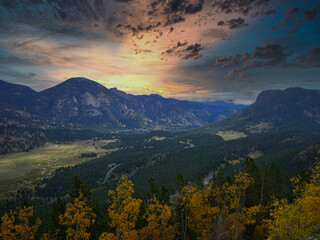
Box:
[0,0,319,102]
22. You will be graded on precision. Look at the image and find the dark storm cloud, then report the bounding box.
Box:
[116,21,162,36]
[217,20,225,26]
[164,0,204,14]
[164,15,185,26]
[217,43,320,77]
[227,18,248,29]
[162,42,203,60]
[185,2,203,14]
[302,7,318,20]
[212,0,271,15]
[162,41,188,55]
[215,53,250,68]
[181,44,204,60]
[293,46,320,68]
[253,44,289,65]
[213,44,291,76]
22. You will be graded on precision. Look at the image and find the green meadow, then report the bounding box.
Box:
[0,139,117,198]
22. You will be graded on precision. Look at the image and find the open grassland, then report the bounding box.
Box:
[0,139,117,199]
[216,130,247,141]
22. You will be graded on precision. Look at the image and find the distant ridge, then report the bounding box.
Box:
[202,87,320,134]
[0,78,246,131]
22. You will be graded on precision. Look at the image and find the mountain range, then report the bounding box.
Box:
[197,87,320,136]
[38,86,320,199]
[1,78,320,156]
[0,78,246,131]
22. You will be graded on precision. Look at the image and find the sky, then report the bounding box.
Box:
[0,0,319,104]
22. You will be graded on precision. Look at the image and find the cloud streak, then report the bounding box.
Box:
[0,0,319,102]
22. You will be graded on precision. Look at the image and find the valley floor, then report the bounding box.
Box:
[0,139,117,199]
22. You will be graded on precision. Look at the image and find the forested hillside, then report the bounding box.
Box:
[1,157,320,240]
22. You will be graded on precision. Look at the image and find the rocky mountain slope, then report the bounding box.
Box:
[0,78,246,131]
[201,87,320,135]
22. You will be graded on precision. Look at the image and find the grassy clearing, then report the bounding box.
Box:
[144,136,167,142]
[248,150,264,159]
[0,139,117,198]
[216,131,247,141]
[228,158,243,165]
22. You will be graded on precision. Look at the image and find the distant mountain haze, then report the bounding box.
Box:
[202,87,320,135]
[0,78,246,131]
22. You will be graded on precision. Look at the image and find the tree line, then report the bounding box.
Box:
[1,157,320,240]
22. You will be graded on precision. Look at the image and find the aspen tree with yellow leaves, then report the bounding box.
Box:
[0,206,41,240]
[139,196,177,240]
[266,159,320,240]
[179,183,219,240]
[100,175,142,240]
[60,192,96,240]
[210,172,260,240]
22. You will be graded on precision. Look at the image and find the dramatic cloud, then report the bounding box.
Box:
[181,44,204,60]
[303,7,318,20]
[293,46,320,68]
[164,0,204,14]
[212,0,272,15]
[0,0,319,102]
[215,53,250,68]
[227,18,248,29]
[253,44,289,65]
[217,20,225,26]
[213,44,291,76]
[162,42,204,60]
[164,15,185,26]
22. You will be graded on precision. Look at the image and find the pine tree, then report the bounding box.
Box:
[48,197,67,239]
[69,176,91,200]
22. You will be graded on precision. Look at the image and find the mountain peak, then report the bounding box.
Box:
[255,87,311,104]
[62,77,104,87]
[40,77,108,95]
[149,94,164,99]
[255,89,281,103]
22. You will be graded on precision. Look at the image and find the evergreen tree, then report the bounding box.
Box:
[243,157,262,207]
[69,176,91,201]
[159,186,170,205]
[49,197,67,239]
[147,176,159,200]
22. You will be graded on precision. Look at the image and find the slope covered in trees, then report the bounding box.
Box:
[1,156,320,240]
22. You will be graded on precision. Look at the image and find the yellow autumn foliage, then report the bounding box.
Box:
[139,197,177,240]
[179,184,219,240]
[0,206,41,240]
[266,160,320,240]
[210,172,260,240]
[101,175,142,240]
[60,192,96,240]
